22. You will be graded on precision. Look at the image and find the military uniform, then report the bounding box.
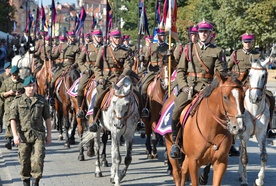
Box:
[33,40,52,76]
[76,42,102,117]
[0,72,24,146]
[9,76,51,185]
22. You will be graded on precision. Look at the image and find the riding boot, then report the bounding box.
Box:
[32,179,40,186]
[48,84,55,106]
[23,179,30,186]
[170,119,181,159]
[5,137,12,150]
[77,95,85,119]
[89,107,100,132]
[141,94,149,118]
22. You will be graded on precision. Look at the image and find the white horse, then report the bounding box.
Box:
[11,50,33,79]
[81,76,139,186]
[238,57,271,186]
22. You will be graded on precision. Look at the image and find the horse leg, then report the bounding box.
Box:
[120,137,133,182]
[199,164,211,185]
[151,132,158,159]
[254,132,268,186]
[86,139,95,157]
[188,159,200,186]
[78,142,85,161]
[143,118,152,159]
[63,107,71,148]
[180,156,189,186]
[69,117,77,145]
[101,131,109,167]
[110,134,121,186]
[212,159,228,186]
[94,130,103,178]
[239,135,249,186]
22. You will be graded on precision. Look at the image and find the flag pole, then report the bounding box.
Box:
[168,0,172,97]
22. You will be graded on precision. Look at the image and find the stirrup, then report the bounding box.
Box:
[141,108,150,118]
[77,109,85,119]
[136,121,145,131]
[170,144,181,159]
[89,122,99,132]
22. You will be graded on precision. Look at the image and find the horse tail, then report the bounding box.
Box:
[80,131,96,147]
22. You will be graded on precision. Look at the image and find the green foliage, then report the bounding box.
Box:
[0,0,16,33]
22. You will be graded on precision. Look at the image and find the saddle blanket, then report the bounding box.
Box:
[155,101,174,135]
[67,74,82,97]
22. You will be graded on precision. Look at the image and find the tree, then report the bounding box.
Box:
[0,0,16,33]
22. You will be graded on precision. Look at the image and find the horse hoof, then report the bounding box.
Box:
[164,159,168,165]
[86,150,95,157]
[147,154,153,159]
[95,172,103,178]
[64,143,70,148]
[239,177,242,182]
[101,160,109,167]
[69,138,75,145]
[110,178,115,183]
[152,153,158,159]
[78,155,85,161]
[140,133,146,138]
[58,135,63,141]
[199,175,208,185]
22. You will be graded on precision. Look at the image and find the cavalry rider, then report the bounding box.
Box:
[0,62,11,133]
[49,31,80,102]
[33,35,52,76]
[33,31,47,73]
[0,66,24,150]
[122,35,136,53]
[140,28,172,118]
[228,33,275,142]
[89,28,138,132]
[170,21,227,159]
[52,36,60,53]
[139,35,153,77]
[76,29,103,119]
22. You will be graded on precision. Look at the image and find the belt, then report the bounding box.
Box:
[188,72,213,79]
[104,68,123,72]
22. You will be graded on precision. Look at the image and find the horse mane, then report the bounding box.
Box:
[202,72,242,98]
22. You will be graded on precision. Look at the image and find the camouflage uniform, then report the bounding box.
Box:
[0,77,24,139]
[0,72,10,132]
[76,42,102,117]
[9,93,51,182]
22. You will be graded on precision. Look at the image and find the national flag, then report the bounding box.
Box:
[138,0,149,36]
[40,4,46,31]
[163,0,178,40]
[106,0,112,34]
[91,13,97,30]
[51,0,57,24]
[156,1,162,24]
[76,6,86,35]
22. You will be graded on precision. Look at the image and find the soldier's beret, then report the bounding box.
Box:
[198,21,213,31]
[241,33,254,42]
[157,28,166,35]
[10,66,19,74]
[124,35,130,40]
[110,29,122,37]
[4,62,11,69]
[59,35,67,42]
[92,29,103,36]
[41,31,48,36]
[45,36,51,41]
[23,76,36,87]
[85,33,91,38]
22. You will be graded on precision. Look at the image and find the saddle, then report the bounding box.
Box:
[179,92,204,126]
[100,89,115,111]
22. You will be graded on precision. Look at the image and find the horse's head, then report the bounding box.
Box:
[111,76,134,129]
[159,64,169,90]
[248,59,268,104]
[215,70,245,135]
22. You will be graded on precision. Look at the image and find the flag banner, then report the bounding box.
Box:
[106,0,112,34]
[51,0,57,24]
[26,11,34,32]
[138,0,149,36]
[76,6,86,35]
[163,0,178,40]
[40,4,46,31]
[34,7,40,34]
[91,14,97,30]
[156,1,162,24]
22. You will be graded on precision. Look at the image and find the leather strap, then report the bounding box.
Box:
[188,72,213,79]
[193,44,210,73]
[107,46,122,69]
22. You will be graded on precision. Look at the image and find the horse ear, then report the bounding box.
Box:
[112,82,119,91]
[260,57,270,68]
[215,69,227,82]
[237,69,249,82]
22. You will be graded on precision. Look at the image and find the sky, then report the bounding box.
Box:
[38,0,78,7]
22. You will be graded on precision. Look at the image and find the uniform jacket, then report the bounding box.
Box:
[9,94,51,142]
[177,42,226,91]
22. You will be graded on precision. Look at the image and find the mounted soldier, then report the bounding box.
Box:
[76,29,103,119]
[170,20,227,159]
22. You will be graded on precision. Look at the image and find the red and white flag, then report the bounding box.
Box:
[163,0,178,40]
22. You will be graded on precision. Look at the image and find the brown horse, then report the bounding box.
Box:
[165,71,245,186]
[142,62,175,159]
[35,59,53,96]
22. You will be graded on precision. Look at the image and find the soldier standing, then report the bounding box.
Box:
[140,28,172,117]
[0,62,11,133]
[76,29,103,118]
[0,66,24,149]
[89,28,135,132]
[10,76,52,186]
[170,21,227,159]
